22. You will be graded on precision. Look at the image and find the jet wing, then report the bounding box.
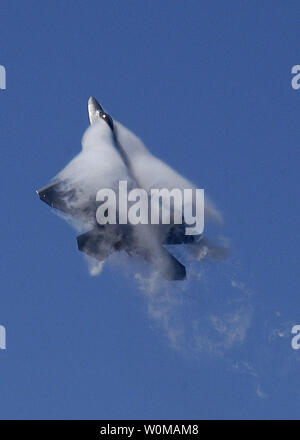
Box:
[114,121,222,224]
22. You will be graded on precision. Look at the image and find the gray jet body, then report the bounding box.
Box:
[37,97,227,280]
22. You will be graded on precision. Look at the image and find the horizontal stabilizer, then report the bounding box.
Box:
[78,227,186,280]
[77,226,123,261]
[143,245,186,281]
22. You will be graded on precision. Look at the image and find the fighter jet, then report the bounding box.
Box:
[37,97,226,280]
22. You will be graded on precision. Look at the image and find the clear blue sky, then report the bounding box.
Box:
[0,0,300,419]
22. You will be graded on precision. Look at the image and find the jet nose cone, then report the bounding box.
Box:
[88,96,104,124]
[88,96,103,113]
[88,96,98,106]
[88,96,96,108]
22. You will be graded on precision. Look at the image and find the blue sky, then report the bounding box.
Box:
[0,0,300,419]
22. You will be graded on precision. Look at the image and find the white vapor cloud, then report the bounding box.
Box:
[48,112,248,358]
